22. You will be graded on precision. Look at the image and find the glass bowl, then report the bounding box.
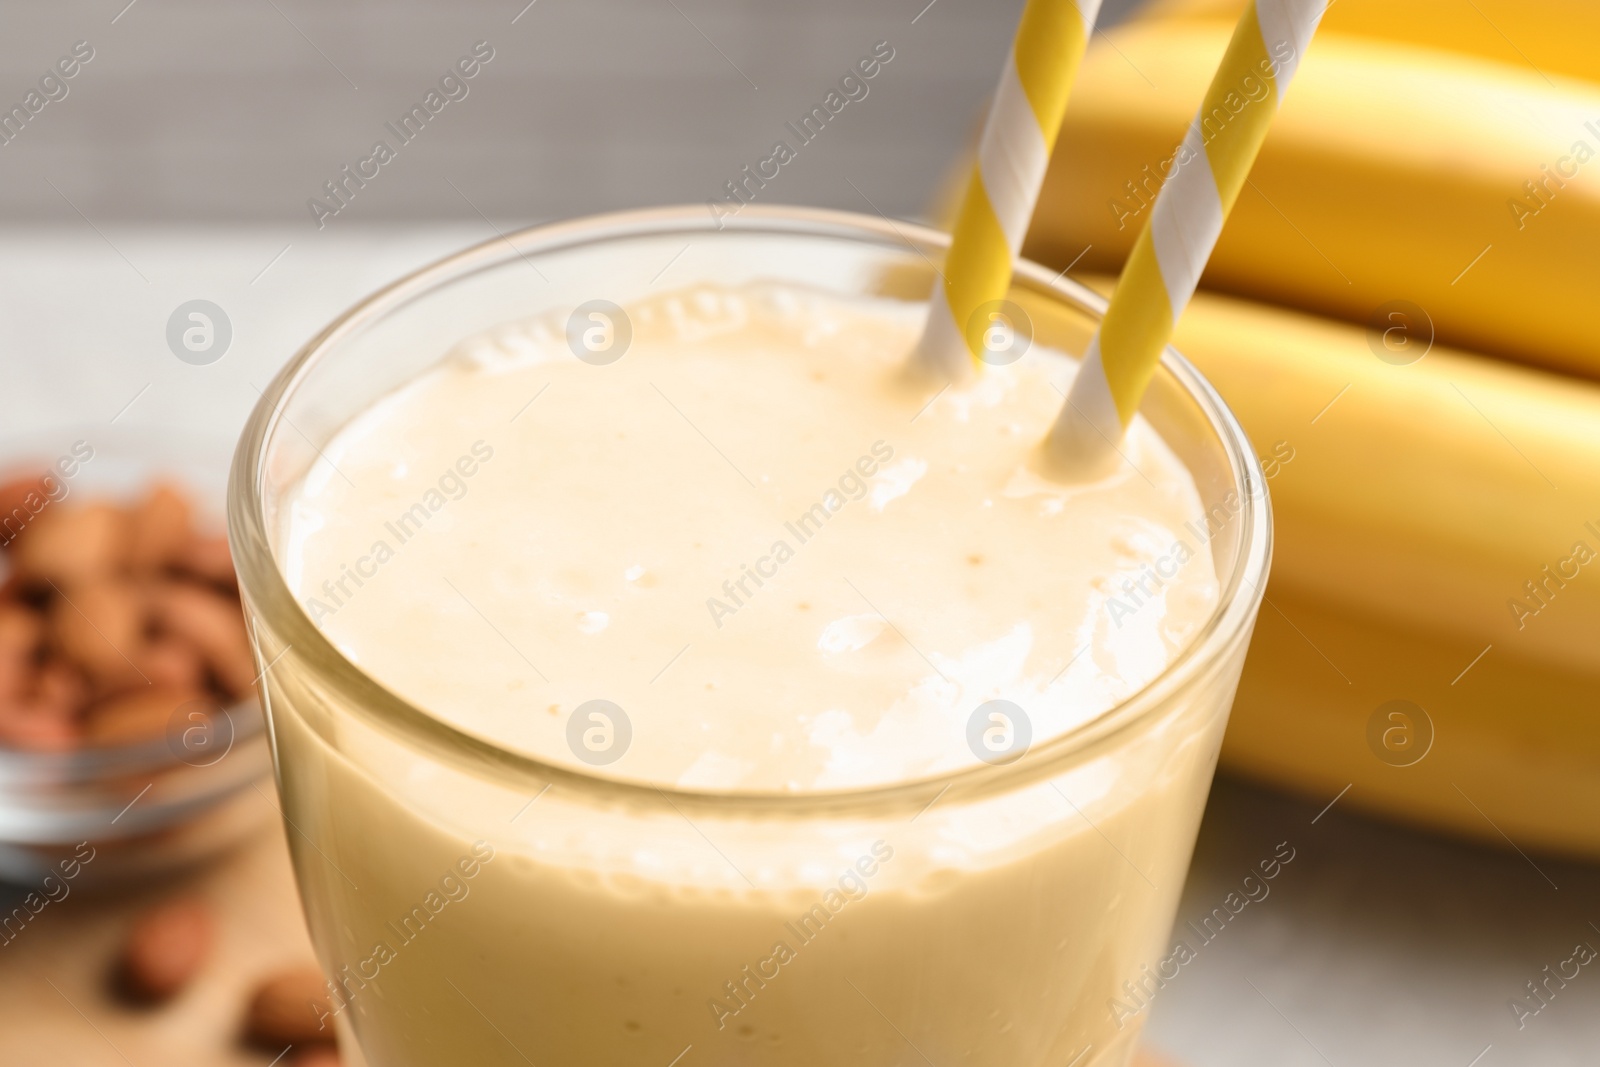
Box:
[0,423,272,887]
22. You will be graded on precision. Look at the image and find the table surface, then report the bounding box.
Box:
[0,819,315,1066]
[1,227,1597,1067]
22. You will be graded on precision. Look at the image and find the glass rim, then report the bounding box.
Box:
[228,204,1272,818]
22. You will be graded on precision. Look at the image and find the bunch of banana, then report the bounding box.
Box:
[1145,0,1600,85]
[1162,287,1600,858]
[1023,21,1600,381]
[995,10,1600,857]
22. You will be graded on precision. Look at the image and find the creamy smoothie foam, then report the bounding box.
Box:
[267,282,1232,1067]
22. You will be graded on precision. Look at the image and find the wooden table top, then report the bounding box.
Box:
[0,821,317,1067]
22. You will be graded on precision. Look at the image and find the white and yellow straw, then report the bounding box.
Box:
[911,0,1104,380]
[1048,0,1327,466]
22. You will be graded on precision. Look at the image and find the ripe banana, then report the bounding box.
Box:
[1025,23,1600,381]
[1145,0,1600,86]
[1155,283,1600,858]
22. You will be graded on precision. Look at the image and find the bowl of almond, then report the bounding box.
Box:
[0,427,272,886]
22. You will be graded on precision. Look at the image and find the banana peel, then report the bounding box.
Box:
[1161,283,1600,858]
[1026,23,1600,382]
[1145,0,1600,87]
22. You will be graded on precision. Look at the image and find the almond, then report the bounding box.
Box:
[0,600,43,654]
[177,533,236,588]
[0,481,251,754]
[0,654,83,752]
[48,579,142,686]
[0,704,79,751]
[137,636,205,692]
[0,475,53,550]
[245,966,336,1047]
[33,659,88,714]
[11,503,128,586]
[150,582,255,698]
[117,896,213,1002]
[128,484,193,571]
[0,602,43,700]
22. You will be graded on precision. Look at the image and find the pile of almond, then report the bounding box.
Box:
[0,475,253,751]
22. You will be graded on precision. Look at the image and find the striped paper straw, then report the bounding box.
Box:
[911,0,1104,380]
[1048,0,1327,465]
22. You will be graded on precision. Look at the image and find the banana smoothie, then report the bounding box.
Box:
[262,280,1241,1067]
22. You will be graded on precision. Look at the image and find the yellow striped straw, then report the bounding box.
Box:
[1049,0,1328,465]
[911,0,1104,379]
